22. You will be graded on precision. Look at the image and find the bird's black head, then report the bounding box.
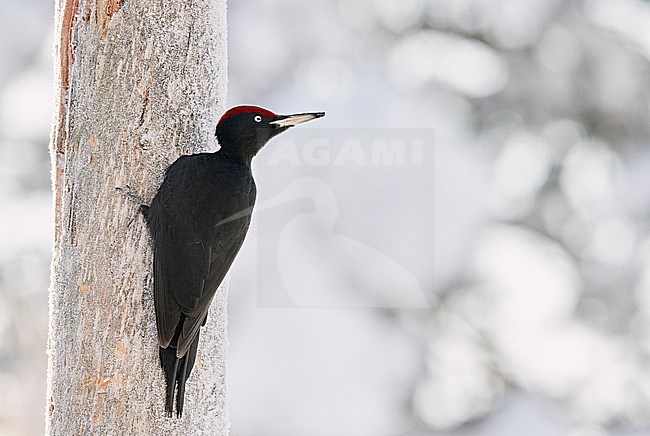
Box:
[215,105,325,162]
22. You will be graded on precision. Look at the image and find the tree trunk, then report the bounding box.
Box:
[46,1,229,434]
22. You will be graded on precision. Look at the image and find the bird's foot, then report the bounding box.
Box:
[116,185,149,227]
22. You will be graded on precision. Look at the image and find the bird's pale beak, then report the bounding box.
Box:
[270,112,325,128]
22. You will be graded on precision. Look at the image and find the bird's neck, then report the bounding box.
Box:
[216,143,255,167]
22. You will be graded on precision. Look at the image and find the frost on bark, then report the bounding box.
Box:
[47,0,229,434]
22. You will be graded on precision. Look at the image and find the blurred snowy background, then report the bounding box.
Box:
[2,0,650,434]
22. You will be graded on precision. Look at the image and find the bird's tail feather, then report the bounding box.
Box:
[159,331,201,418]
[159,346,179,417]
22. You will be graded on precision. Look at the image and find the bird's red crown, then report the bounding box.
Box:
[218,105,277,125]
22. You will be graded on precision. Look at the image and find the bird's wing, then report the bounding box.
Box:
[148,155,254,356]
[154,221,249,355]
[174,231,249,356]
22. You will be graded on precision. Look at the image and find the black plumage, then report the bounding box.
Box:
[142,106,324,417]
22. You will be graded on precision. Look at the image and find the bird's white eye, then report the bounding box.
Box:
[254,115,262,122]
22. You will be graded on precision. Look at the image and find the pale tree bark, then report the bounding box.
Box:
[47,0,229,434]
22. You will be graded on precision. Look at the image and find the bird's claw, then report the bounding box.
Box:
[116,185,149,228]
[117,185,146,205]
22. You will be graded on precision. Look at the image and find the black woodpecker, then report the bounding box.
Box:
[142,105,325,417]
